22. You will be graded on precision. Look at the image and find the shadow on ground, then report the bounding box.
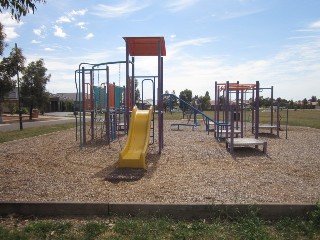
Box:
[94,152,160,183]
[229,147,271,160]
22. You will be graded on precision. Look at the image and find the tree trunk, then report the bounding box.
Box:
[0,100,3,123]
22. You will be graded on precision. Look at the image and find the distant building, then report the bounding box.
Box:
[47,93,77,112]
[2,88,77,113]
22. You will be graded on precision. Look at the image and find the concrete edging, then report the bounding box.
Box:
[0,202,315,220]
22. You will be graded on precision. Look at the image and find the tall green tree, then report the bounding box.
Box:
[200,91,211,110]
[0,44,25,123]
[0,23,6,55]
[0,0,46,21]
[21,59,50,119]
[179,89,192,110]
[134,78,140,105]
[310,96,317,102]
[163,90,170,112]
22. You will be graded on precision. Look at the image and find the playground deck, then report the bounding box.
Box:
[258,125,278,129]
[226,138,267,153]
[0,121,319,204]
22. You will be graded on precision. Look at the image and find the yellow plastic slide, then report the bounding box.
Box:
[118,106,153,168]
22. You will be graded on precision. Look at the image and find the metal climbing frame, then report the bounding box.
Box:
[74,61,131,149]
[141,77,156,144]
[214,81,257,141]
[75,37,167,153]
[251,86,280,137]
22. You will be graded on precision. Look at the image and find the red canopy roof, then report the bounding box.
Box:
[123,37,166,56]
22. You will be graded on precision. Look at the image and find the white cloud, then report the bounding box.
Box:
[53,25,67,38]
[76,22,87,29]
[171,38,212,48]
[55,9,87,25]
[166,0,199,12]
[33,29,41,36]
[69,9,87,16]
[214,9,265,21]
[56,16,71,23]
[0,12,23,41]
[44,47,55,51]
[309,20,320,28]
[167,37,213,57]
[33,25,46,38]
[85,33,94,39]
[4,27,20,40]
[31,40,41,44]
[92,0,149,18]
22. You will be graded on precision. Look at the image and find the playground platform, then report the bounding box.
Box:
[226,138,267,153]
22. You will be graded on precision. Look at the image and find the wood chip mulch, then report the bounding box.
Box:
[0,120,319,204]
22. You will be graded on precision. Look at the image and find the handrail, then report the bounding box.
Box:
[162,94,225,124]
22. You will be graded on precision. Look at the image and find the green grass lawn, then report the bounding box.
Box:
[162,109,320,129]
[0,109,319,143]
[1,205,320,239]
[0,122,76,143]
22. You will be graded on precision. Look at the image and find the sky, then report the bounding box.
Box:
[1,0,320,101]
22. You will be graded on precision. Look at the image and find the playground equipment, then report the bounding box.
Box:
[74,37,166,169]
[217,81,290,153]
[119,106,153,168]
[219,81,268,153]
[122,37,166,156]
[213,81,256,140]
[163,94,215,131]
[252,86,280,137]
[74,37,166,160]
[74,61,130,148]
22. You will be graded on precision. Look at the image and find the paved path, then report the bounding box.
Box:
[0,117,76,132]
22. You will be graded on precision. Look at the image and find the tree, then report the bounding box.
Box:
[200,91,211,111]
[0,0,46,21]
[302,98,308,108]
[310,96,317,102]
[0,23,6,55]
[0,45,25,123]
[179,89,192,110]
[134,78,140,105]
[21,59,50,120]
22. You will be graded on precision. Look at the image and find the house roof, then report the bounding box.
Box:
[53,93,79,101]
[123,37,166,56]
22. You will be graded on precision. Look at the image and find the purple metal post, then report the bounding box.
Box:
[131,57,135,108]
[90,70,94,141]
[160,56,164,150]
[225,81,230,139]
[230,105,234,153]
[251,87,255,134]
[255,81,259,139]
[106,66,110,145]
[276,101,280,137]
[214,81,218,136]
[82,67,86,144]
[236,81,239,130]
[240,90,244,138]
[270,86,274,134]
[125,41,130,134]
[158,39,163,153]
